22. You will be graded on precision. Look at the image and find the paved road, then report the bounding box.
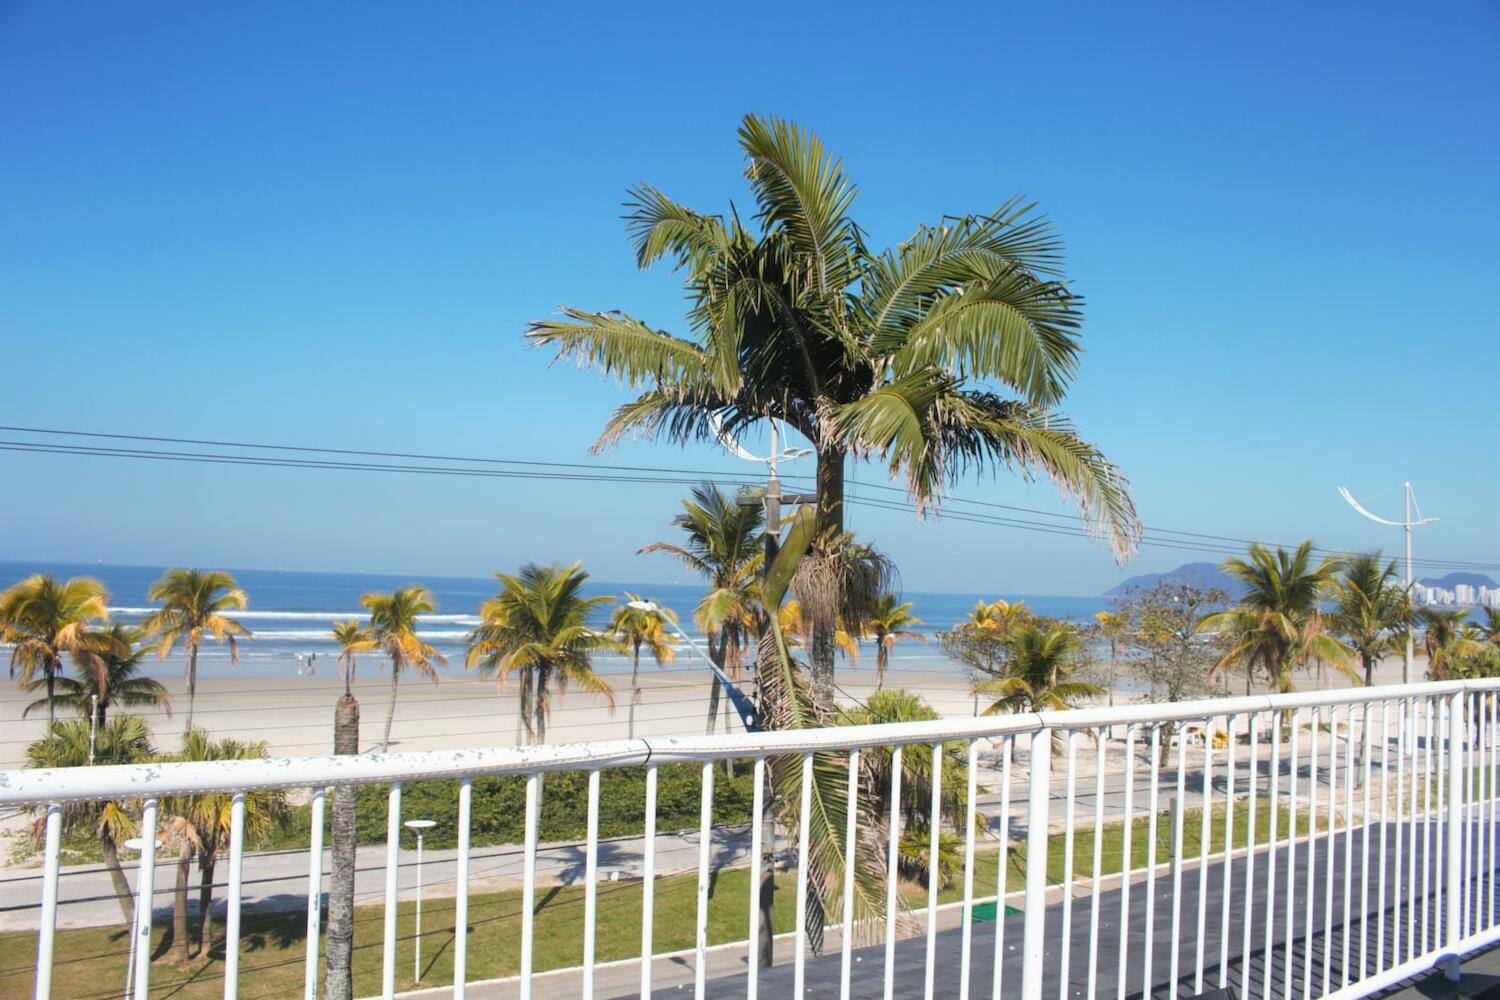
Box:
[1,823,757,932]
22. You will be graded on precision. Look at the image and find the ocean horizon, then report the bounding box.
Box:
[0,559,1112,681]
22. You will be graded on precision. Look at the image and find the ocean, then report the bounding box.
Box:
[0,560,1111,680]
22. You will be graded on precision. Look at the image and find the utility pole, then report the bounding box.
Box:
[731,419,815,970]
[1338,482,1438,684]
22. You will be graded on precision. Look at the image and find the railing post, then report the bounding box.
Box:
[1021,727,1053,1000]
[1446,689,1465,979]
[34,802,62,1000]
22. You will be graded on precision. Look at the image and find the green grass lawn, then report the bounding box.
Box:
[0,795,1324,999]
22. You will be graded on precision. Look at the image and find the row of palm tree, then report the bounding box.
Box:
[1,569,246,730]
[24,717,286,964]
[1200,541,1496,694]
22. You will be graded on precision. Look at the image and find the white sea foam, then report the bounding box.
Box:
[246,628,474,641]
[110,608,481,625]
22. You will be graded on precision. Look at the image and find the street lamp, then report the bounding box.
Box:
[404,819,436,983]
[625,600,758,731]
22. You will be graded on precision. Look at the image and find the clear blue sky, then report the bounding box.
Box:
[1,1,1496,595]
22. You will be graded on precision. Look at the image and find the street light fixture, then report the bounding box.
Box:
[625,600,758,731]
[404,819,436,982]
[1338,483,1438,684]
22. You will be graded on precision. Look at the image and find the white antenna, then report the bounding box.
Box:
[1338,481,1437,684]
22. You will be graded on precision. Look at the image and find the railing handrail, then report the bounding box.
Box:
[3,677,1494,805]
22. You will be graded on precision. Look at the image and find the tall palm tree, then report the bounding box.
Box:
[608,595,676,738]
[1093,609,1127,665]
[1197,542,1354,694]
[528,114,1139,707]
[21,623,171,726]
[464,563,619,745]
[641,483,763,733]
[25,715,155,922]
[1,573,118,723]
[1419,607,1485,679]
[324,624,366,999]
[141,569,251,731]
[976,623,1103,714]
[361,587,445,753]
[331,619,375,697]
[865,593,925,690]
[1328,553,1411,687]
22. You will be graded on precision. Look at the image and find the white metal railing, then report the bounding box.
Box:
[6,678,1500,999]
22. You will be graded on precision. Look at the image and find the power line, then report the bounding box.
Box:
[4,425,1498,571]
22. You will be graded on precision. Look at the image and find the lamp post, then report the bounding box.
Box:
[404,819,436,983]
[624,601,757,731]
[1339,483,1437,685]
[88,694,98,765]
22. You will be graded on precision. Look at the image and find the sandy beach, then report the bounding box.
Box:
[0,650,1428,770]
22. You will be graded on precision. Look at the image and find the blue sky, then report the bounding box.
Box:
[1,1,1496,595]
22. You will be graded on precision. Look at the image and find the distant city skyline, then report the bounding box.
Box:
[1,2,1496,593]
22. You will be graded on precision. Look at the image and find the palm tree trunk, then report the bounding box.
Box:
[628,645,641,739]
[194,855,216,955]
[1364,652,1375,688]
[514,672,529,746]
[810,444,846,710]
[534,665,548,744]
[185,644,199,732]
[174,847,192,965]
[325,693,360,1000]
[100,834,134,924]
[47,657,56,724]
[381,662,399,752]
[704,632,725,735]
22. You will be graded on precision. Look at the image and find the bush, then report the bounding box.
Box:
[269,761,758,850]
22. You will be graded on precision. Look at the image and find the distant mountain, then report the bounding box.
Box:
[1417,572,1497,590]
[1104,562,1245,597]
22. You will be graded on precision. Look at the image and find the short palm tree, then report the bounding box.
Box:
[642,483,763,733]
[361,587,445,752]
[331,619,375,697]
[1419,607,1485,679]
[608,595,676,738]
[465,563,619,745]
[25,715,156,922]
[865,593,925,690]
[1,573,118,723]
[168,728,288,957]
[1328,553,1411,687]
[837,689,965,883]
[1471,606,1500,646]
[141,569,250,731]
[21,623,171,726]
[976,623,1103,714]
[1196,542,1354,694]
[528,114,1139,707]
[961,597,1033,637]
